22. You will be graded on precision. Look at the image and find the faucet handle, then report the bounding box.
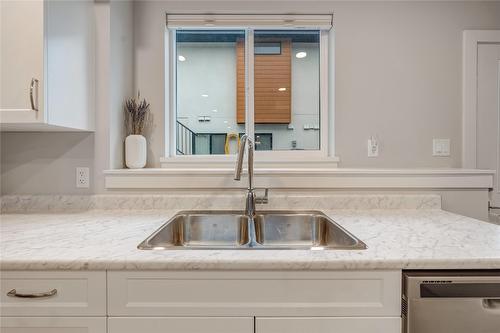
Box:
[255,188,269,204]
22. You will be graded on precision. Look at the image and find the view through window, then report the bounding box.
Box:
[175,29,320,155]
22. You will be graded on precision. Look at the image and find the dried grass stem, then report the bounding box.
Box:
[125,94,150,136]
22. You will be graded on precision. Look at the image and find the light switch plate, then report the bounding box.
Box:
[433,139,450,156]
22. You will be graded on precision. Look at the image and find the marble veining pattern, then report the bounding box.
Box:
[1,194,441,213]
[1,208,499,271]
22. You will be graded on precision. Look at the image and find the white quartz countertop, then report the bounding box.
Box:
[1,209,500,271]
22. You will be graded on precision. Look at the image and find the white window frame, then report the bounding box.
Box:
[162,14,337,167]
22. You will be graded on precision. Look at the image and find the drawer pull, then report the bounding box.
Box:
[29,78,39,111]
[7,288,57,298]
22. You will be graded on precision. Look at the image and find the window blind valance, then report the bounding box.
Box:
[166,14,333,30]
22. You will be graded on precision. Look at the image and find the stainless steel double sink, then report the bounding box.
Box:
[138,211,366,250]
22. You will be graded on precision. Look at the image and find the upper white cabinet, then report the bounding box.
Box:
[0,0,94,131]
[0,0,43,124]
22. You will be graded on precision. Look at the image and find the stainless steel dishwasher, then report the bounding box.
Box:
[403,271,500,333]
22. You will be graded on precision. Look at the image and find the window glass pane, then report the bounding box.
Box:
[175,30,245,155]
[255,42,281,55]
[253,30,320,151]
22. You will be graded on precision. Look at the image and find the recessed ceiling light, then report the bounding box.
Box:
[278,87,287,92]
[178,55,186,62]
[201,94,208,98]
[295,51,307,59]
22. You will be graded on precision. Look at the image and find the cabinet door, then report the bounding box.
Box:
[256,317,401,333]
[108,270,400,317]
[0,317,106,333]
[0,0,44,122]
[108,317,253,333]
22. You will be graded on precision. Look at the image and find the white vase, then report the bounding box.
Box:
[125,135,147,169]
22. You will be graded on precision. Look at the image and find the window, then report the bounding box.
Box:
[175,30,246,155]
[253,30,321,151]
[254,42,281,55]
[166,15,333,161]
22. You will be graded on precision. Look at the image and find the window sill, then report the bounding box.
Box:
[104,168,494,190]
[159,155,340,169]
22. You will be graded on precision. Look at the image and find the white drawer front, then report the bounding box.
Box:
[0,317,106,333]
[108,317,253,333]
[0,271,106,316]
[256,317,401,333]
[108,270,401,316]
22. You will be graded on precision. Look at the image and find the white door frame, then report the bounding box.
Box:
[462,30,500,168]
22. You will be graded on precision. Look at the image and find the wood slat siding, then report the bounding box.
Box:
[236,39,291,124]
[236,38,246,123]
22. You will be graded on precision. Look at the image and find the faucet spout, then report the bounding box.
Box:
[234,134,255,218]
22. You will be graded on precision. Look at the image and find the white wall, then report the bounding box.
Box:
[0,132,94,194]
[110,0,134,168]
[93,0,110,193]
[1,1,500,195]
[0,0,134,195]
[333,1,500,167]
[93,0,135,192]
[134,0,500,167]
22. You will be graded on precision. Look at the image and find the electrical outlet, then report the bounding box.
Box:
[76,167,90,188]
[368,136,379,157]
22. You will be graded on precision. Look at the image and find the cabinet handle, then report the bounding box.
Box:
[29,78,39,111]
[7,288,57,298]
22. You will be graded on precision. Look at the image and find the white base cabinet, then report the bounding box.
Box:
[0,270,402,333]
[107,317,400,333]
[0,271,106,333]
[256,317,401,333]
[108,317,253,333]
[107,270,401,317]
[0,271,106,316]
[0,317,106,333]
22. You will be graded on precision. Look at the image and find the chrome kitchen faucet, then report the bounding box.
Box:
[234,135,269,214]
[234,134,256,218]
